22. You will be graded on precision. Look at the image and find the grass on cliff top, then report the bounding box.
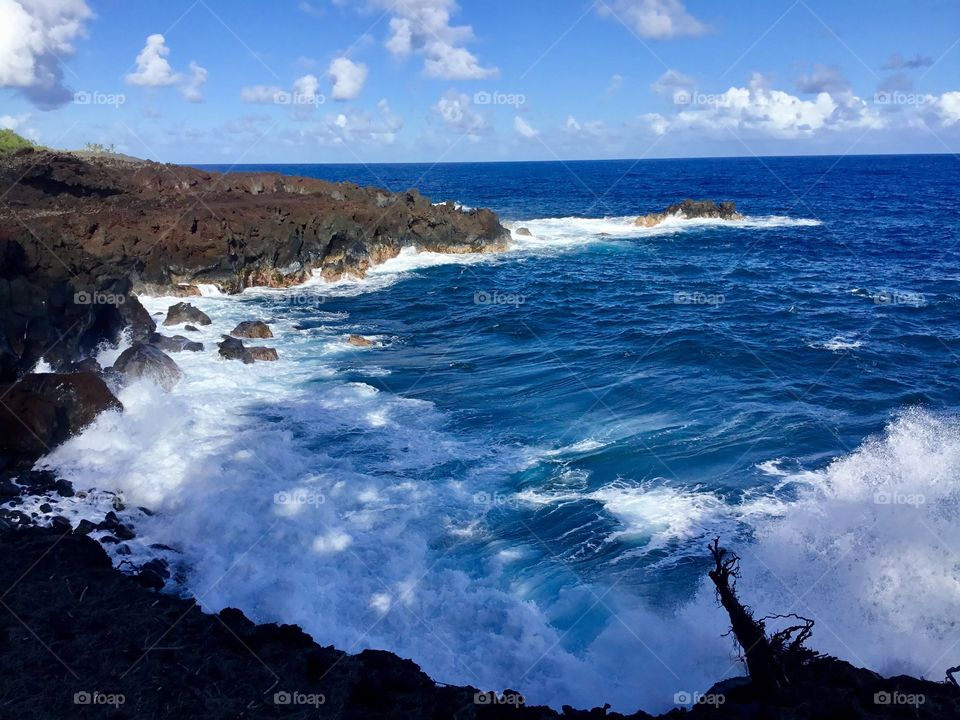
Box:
[0,129,39,155]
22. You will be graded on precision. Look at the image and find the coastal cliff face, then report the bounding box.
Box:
[0,149,509,380]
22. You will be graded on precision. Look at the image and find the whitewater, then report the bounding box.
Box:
[31,153,960,714]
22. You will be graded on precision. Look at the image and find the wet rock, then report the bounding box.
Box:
[217,337,253,364]
[184,324,199,332]
[515,227,532,236]
[218,337,277,363]
[245,346,279,361]
[230,320,273,339]
[347,334,376,347]
[113,524,135,541]
[0,373,122,468]
[163,302,211,327]
[112,343,182,391]
[149,332,203,352]
[50,516,71,533]
[74,519,97,535]
[635,199,743,227]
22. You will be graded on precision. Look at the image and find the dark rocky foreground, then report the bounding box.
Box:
[0,147,509,382]
[0,515,957,720]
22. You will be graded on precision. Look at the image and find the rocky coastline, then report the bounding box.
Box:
[1,148,959,718]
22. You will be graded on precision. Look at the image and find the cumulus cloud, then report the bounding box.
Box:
[514,116,538,139]
[353,0,497,79]
[328,57,367,100]
[645,80,885,139]
[937,92,960,126]
[0,0,93,108]
[598,0,706,40]
[125,34,208,101]
[796,64,851,94]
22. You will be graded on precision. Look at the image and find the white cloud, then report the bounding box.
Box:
[293,73,321,100]
[126,34,178,86]
[599,0,706,40]
[646,82,885,139]
[181,61,207,103]
[934,92,960,126]
[514,116,539,139]
[328,57,367,100]
[605,73,624,96]
[0,0,93,108]
[358,0,497,79]
[126,34,208,102]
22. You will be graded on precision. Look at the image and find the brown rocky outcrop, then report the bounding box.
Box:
[0,149,509,383]
[635,199,743,227]
[0,373,121,468]
[348,334,376,347]
[112,343,182,391]
[231,320,273,338]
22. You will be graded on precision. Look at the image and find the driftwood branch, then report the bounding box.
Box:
[707,538,817,700]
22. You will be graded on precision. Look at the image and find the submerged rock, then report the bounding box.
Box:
[112,343,183,391]
[163,302,211,327]
[0,373,122,467]
[218,336,278,363]
[230,320,273,339]
[635,199,743,227]
[515,227,533,236]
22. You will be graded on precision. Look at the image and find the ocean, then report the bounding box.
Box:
[37,155,960,713]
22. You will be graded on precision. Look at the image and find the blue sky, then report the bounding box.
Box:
[1,0,959,163]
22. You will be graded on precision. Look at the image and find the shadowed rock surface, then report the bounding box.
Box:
[0,373,121,469]
[0,521,956,719]
[163,302,212,327]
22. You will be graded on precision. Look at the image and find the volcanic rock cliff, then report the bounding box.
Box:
[0,149,510,380]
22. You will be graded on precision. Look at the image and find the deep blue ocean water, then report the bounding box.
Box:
[48,156,960,712]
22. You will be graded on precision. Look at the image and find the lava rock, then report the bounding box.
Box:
[163,302,211,327]
[112,343,183,391]
[245,346,279,361]
[230,321,273,339]
[149,332,203,352]
[0,373,122,468]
